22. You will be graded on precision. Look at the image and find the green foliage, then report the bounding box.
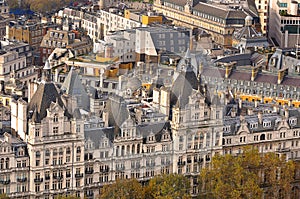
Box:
[198,147,295,199]
[0,194,9,199]
[8,0,74,13]
[145,174,191,199]
[100,178,144,199]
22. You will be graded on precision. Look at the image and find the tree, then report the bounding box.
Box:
[145,174,191,199]
[262,152,295,199]
[6,0,19,9]
[198,147,295,199]
[0,194,9,199]
[100,178,144,199]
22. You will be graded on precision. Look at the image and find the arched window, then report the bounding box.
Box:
[260,134,266,141]
[66,147,71,154]
[45,149,50,156]
[131,145,135,154]
[36,151,41,158]
[53,149,57,156]
[121,146,125,156]
[76,147,81,154]
[53,114,58,122]
[5,158,9,169]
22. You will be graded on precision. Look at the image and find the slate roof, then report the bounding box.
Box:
[281,77,300,87]
[193,3,247,20]
[84,128,115,148]
[201,67,226,78]
[255,74,278,84]
[139,122,170,143]
[171,65,199,108]
[61,68,90,111]
[229,71,252,81]
[27,82,70,123]
[164,0,186,7]
[104,95,130,128]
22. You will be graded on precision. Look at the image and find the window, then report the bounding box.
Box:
[53,127,59,135]
[76,155,80,162]
[36,151,40,158]
[35,128,40,137]
[76,147,81,154]
[44,182,49,190]
[66,147,71,154]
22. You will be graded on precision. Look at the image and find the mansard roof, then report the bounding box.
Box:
[27,82,70,123]
[84,128,115,149]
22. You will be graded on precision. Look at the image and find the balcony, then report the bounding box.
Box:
[34,178,43,183]
[0,179,10,185]
[66,173,71,178]
[17,177,27,182]
[100,168,109,173]
[85,170,94,174]
[45,176,50,180]
[276,148,290,153]
[75,173,83,178]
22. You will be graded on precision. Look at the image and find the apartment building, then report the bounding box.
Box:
[153,0,260,47]
[269,0,300,48]
[40,29,92,65]
[2,48,300,198]
[62,7,142,41]
[255,0,269,35]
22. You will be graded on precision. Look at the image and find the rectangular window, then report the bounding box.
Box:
[53,127,59,135]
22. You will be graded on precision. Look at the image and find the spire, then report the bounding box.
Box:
[43,59,51,82]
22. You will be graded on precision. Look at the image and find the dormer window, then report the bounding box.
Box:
[223,125,231,133]
[18,148,24,156]
[250,122,258,129]
[263,121,271,128]
[289,118,297,126]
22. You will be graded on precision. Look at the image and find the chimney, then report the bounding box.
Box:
[258,111,263,124]
[102,110,109,127]
[231,107,237,117]
[238,97,243,109]
[254,100,258,108]
[224,62,236,78]
[247,107,253,115]
[251,65,261,81]
[277,68,288,84]
[273,105,278,113]
[285,108,289,119]
[288,99,292,107]
[3,132,11,143]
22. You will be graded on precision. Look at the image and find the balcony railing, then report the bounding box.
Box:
[85,170,94,174]
[34,178,43,183]
[75,173,83,178]
[17,177,27,182]
[53,175,63,180]
[0,179,10,184]
[66,173,71,178]
[45,176,50,180]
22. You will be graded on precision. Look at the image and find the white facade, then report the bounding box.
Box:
[269,0,300,48]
